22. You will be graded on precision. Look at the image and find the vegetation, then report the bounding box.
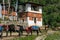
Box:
[43,0,60,28]
[0,18,2,23]
[12,35,37,40]
[45,33,60,40]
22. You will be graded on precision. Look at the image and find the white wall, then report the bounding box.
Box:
[27,17,35,27]
[28,11,42,13]
[36,18,42,27]
[39,6,42,13]
[27,17,42,27]
[25,4,31,11]
[25,4,42,14]
[19,17,42,27]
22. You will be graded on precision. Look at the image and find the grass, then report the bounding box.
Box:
[45,32,60,40]
[11,35,37,40]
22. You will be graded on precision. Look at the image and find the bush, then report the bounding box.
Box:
[45,33,60,40]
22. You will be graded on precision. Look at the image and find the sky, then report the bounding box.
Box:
[0,4,2,18]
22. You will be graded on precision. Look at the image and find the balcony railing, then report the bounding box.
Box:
[1,21,28,27]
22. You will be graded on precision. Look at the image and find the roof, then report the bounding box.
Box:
[18,2,43,6]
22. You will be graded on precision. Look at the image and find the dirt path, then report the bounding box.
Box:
[35,30,59,40]
[35,35,46,40]
[0,30,57,40]
[0,32,41,40]
[0,32,18,40]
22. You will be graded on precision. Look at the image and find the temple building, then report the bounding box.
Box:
[18,2,43,27]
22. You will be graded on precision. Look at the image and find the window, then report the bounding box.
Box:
[33,17,36,23]
[31,5,38,11]
[23,5,25,11]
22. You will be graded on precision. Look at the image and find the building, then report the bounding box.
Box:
[18,2,43,27]
[0,3,17,21]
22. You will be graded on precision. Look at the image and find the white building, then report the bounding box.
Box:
[18,2,43,27]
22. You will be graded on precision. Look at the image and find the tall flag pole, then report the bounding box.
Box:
[15,0,18,21]
[15,0,18,12]
[8,0,10,19]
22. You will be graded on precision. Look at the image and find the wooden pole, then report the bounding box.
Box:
[15,0,18,21]
[8,0,10,19]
